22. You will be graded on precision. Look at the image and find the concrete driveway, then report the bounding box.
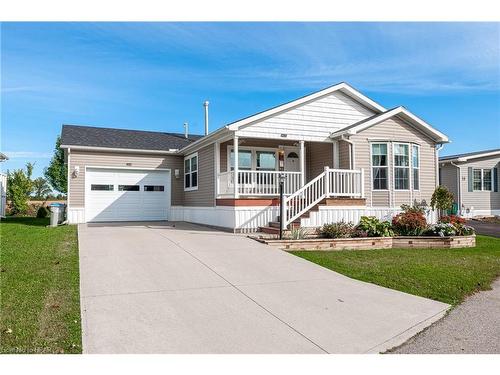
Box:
[78,222,449,354]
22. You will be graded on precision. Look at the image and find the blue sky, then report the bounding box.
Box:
[1,22,499,178]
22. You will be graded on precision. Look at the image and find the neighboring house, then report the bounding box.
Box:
[60,82,449,232]
[0,152,8,218]
[439,149,500,217]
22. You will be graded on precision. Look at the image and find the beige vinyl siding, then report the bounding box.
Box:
[306,142,333,181]
[68,150,184,207]
[236,91,375,142]
[458,156,500,211]
[183,144,215,207]
[349,116,437,208]
[439,163,459,204]
[338,140,351,169]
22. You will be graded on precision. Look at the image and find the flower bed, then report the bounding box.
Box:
[254,204,477,251]
[257,235,475,251]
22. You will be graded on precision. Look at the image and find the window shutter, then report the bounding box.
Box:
[468,167,473,192]
[494,167,498,192]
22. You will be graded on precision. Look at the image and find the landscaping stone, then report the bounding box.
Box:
[256,235,476,251]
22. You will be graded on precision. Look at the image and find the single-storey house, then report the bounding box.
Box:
[60,82,449,232]
[439,149,500,217]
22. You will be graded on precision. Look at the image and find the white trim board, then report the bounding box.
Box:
[331,106,449,144]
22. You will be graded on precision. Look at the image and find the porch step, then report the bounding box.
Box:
[269,220,301,229]
[259,226,290,235]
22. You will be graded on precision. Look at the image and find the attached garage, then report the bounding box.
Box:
[85,168,171,222]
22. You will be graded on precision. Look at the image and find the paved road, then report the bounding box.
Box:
[391,278,500,354]
[78,222,449,354]
[467,220,500,238]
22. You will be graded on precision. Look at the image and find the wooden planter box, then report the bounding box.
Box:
[257,235,476,251]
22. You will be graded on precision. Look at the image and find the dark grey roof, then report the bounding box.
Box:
[61,125,204,152]
[440,148,500,161]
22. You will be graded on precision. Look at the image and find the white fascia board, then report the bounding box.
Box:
[441,150,500,163]
[59,145,180,155]
[226,82,386,131]
[331,106,449,143]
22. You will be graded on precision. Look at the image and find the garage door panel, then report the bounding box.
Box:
[86,168,170,222]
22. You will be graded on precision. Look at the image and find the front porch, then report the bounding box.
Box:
[214,136,364,200]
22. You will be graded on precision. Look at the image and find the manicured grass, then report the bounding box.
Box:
[0,217,81,353]
[291,235,500,306]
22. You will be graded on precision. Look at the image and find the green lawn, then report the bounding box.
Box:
[291,235,500,306]
[0,217,81,354]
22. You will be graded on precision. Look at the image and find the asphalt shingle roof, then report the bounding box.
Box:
[60,124,203,152]
[440,148,500,161]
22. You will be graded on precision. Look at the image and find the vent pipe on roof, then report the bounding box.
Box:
[203,101,209,135]
[184,122,189,139]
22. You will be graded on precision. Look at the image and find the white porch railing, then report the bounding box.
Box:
[218,170,302,196]
[283,167,364,226]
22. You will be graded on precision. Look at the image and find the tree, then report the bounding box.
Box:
[32,177,52,200]
[44,136,67,193]
[7,163,34,215]
[430,185,454,217]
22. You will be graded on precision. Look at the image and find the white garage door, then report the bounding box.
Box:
[86,168,170,222]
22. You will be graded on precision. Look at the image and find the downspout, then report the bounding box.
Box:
[450,161,461,215]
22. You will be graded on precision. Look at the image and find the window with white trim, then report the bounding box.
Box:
[229,149,252,170]
[412,144,420,190]
[393,143,410,190]
[371,143,388,190]
[184,153,198,191]
[473,168,492,191]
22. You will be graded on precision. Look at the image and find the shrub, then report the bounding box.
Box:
[392,211,427,236]
[6,163,34,215]
[36,205,49,218]
[318,221,355,238]
[454,223,475,236]
[439,215,466,225]
[287,227,308,240]
[431,185,454,216]
[356,216,393,237]
[400,203,426,215]
[425,223,456,237]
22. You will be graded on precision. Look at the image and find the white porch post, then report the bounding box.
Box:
[299,140,305,187]
[233,135,239,199]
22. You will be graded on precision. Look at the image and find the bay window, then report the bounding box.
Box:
[394,143,410,190]
[371,143,388,190]
[412,144,420,190]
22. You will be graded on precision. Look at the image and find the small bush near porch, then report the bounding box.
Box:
[0,217,81,353]
[291,235,500,306]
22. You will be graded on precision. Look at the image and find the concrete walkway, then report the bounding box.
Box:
[391,278,500,354]
[78,222,449,354]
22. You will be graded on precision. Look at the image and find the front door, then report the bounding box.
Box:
[284,147,300,172]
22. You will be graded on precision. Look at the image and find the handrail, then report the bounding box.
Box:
[283,167,363,227]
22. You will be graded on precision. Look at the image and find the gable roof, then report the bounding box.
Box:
[60,124,203,153]
[440,148,500,163]
[226,82,386,131]
[0,152,8,161]
[329,106,449,143]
